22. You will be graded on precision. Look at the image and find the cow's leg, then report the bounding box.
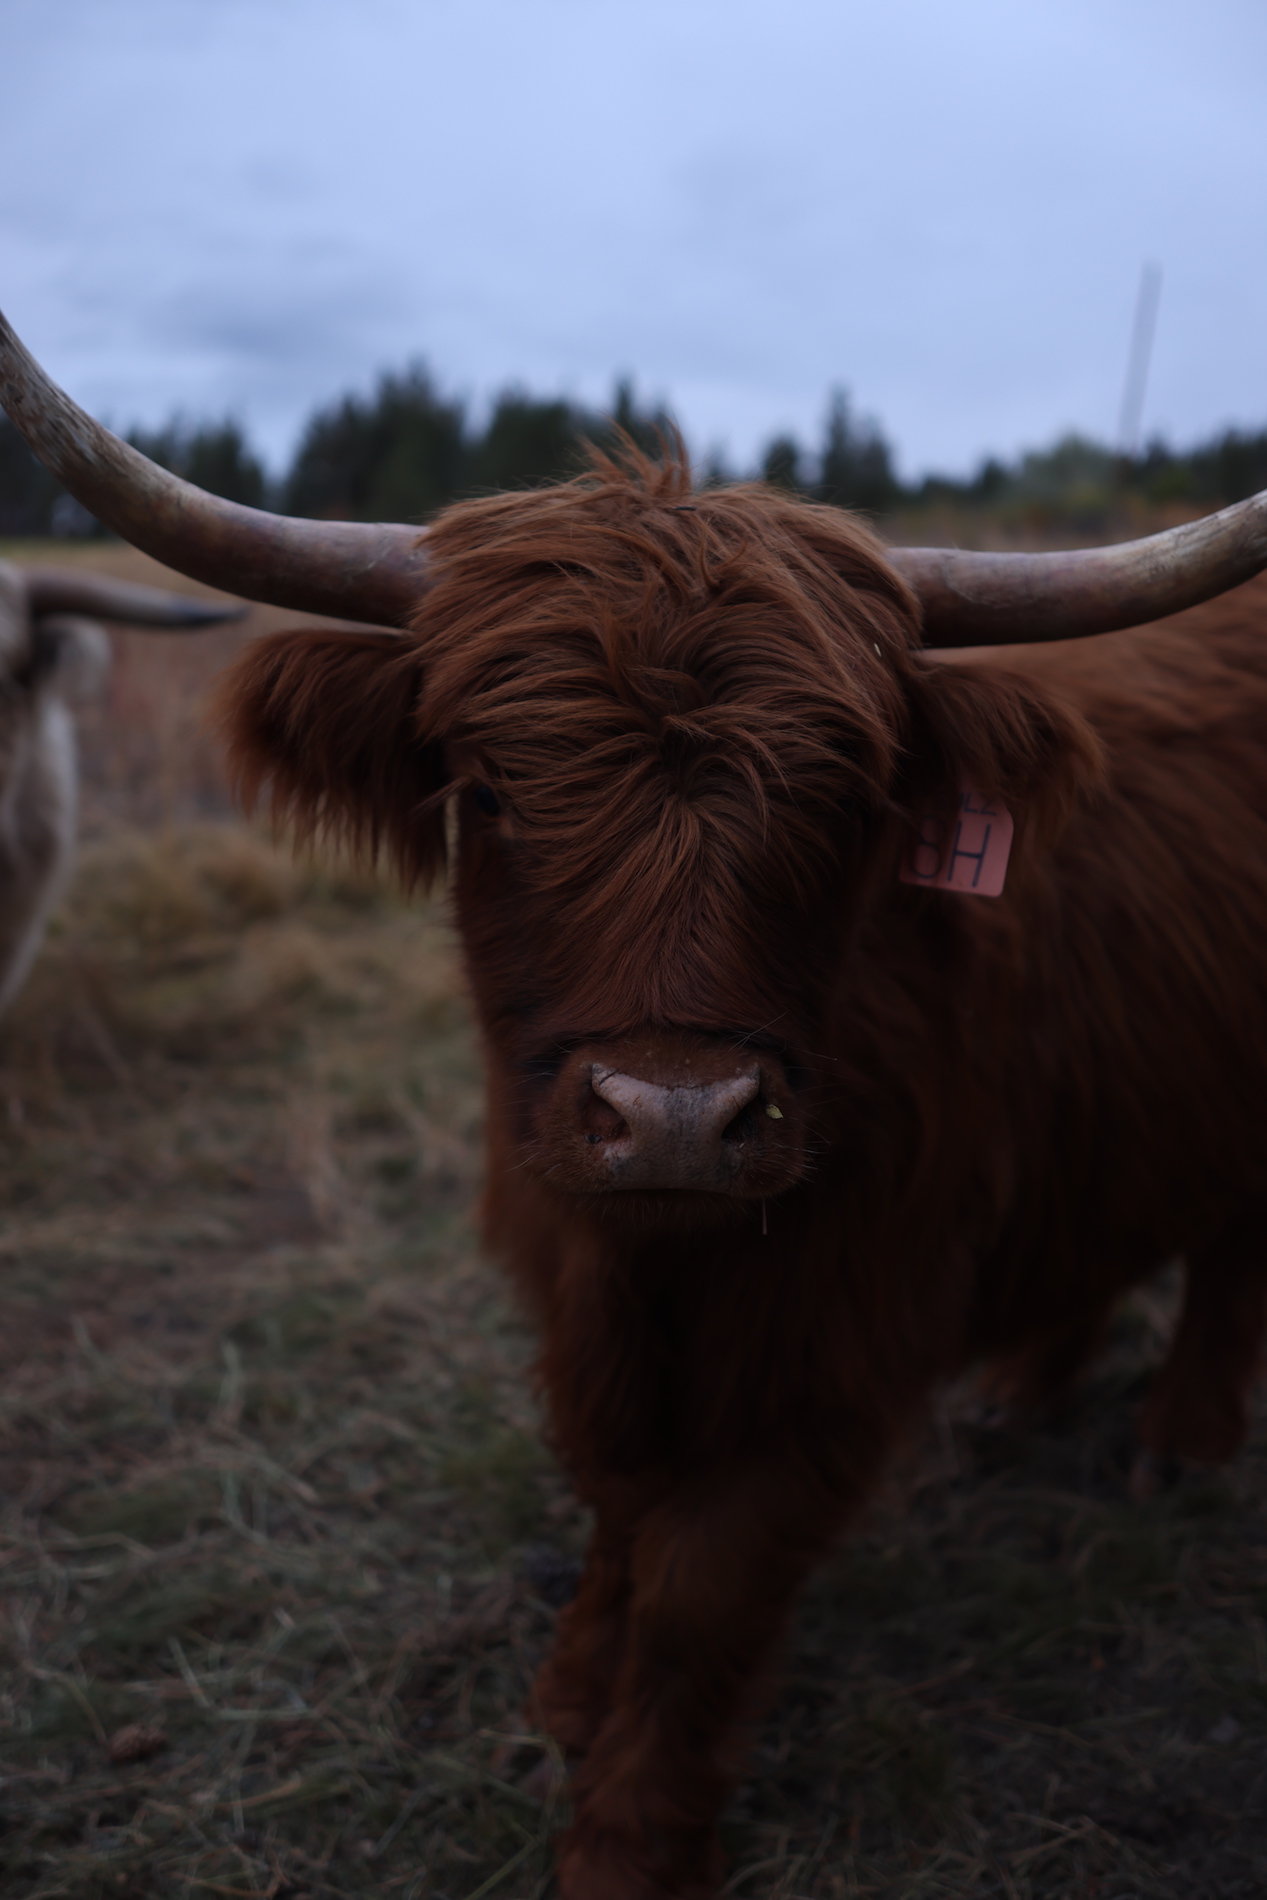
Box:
[530,1506,636,1759]
[0,699,76,1016]
[980,1304,1114,1422]
[1139,1204,1267,1466]
[555,1457,856,1900]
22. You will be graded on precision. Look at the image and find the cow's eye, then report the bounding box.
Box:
[472,782,501,817]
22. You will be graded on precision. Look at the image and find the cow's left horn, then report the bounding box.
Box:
[0,309,430,627]
[890,489,1267,647]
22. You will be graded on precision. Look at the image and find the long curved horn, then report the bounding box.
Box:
[0,309,430,627]
[24,569,245,628]
[890,489,1267,647]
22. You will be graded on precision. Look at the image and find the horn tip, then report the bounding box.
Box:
[147,598,249,627]
[177,600,249,626]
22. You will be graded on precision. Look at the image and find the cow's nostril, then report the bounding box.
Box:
[581,1090,628,1144]
[721,1105,757,1144]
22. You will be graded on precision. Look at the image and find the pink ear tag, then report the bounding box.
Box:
[899,782,1014,896]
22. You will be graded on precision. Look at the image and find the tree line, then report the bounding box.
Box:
[2,361,1265,538]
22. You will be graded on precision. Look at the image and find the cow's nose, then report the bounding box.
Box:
[587,1064,763,1191]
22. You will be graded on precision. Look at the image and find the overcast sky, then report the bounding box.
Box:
[3,0,1265,480]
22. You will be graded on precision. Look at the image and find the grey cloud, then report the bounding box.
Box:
[2,0,1265,479]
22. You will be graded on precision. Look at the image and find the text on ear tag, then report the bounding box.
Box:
[899,782,1014,896]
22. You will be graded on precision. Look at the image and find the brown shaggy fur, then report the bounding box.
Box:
[217,451,1267,1899]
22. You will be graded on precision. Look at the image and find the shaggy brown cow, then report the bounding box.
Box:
[4,307,1267,1898]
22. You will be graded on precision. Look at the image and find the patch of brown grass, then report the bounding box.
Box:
[0,818,582,1899]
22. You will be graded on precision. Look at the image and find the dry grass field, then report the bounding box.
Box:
[0,542,1264,1900]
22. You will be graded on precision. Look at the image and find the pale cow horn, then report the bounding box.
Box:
[24,570,245,628]
[0,309,430,627]
[889,490,1267,647]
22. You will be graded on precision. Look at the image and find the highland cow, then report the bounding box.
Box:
[4,306,1267,1898]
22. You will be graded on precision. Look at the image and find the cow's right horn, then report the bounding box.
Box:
[0,309,430,628]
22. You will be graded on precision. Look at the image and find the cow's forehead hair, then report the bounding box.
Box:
[412,451,922,801]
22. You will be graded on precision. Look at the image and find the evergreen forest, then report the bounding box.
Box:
[3,361,1265,539]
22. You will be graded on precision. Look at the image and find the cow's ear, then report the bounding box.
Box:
[214,627,447,887]
[898,655,1105,850]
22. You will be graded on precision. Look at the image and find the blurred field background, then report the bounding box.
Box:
[5,365,1267,547]
[0,537,1265,1900]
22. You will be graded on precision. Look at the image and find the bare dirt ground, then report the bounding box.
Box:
[0,543,1264,1899]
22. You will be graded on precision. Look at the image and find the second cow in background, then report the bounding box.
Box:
[0,559,240,1013]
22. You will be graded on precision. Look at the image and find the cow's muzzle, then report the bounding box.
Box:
[589,1063,764,1191]
[532,1033,807,1205]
